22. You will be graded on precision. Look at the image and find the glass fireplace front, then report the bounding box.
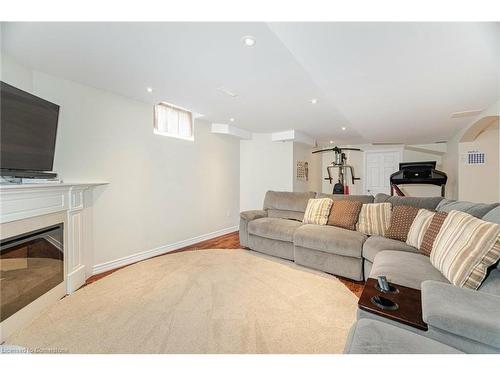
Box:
[1,223,64,322]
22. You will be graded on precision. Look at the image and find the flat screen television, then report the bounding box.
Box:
[1,81,60,177]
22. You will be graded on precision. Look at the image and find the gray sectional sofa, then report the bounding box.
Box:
[240,191,374,280]
[240,190,500,354]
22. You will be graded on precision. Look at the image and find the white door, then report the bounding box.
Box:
[364,150,402,195]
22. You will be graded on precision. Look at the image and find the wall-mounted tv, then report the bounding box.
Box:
[1,81,60,176]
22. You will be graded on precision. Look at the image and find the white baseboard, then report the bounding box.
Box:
[91,226,239,276]
[67,265,87,294]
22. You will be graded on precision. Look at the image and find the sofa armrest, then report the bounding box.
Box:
[421,280,500,349]
[240,210,267,222]
[239,210,267,248]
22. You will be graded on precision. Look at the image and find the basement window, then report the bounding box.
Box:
[154,102,194,141]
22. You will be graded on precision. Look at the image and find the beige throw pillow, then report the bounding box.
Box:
[406,209,435,249]
[356,203,392,236]
[302,198,333,225]
[430,210,500,289]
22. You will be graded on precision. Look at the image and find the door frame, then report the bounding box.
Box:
[363,148,404,195]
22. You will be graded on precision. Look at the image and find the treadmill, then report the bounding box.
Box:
[390,161,447,197]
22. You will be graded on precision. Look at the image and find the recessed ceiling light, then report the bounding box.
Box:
[229,118,235,122]
[310,99,318,104]
[242,36,256,47]
[329,140,334,144]
[146,87,153,93]
[341,127,347,131]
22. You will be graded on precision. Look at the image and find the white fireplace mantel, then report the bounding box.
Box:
[0,181,107,341]
[0,181,107,293]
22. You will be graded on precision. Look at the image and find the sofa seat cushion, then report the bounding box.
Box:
[344,319,463,354]
[370,250,449,289]
[478,269,500,296]
[248,217,303,242]
[267,209,304,221]
[362,236,418,263]
[293,224,367,258]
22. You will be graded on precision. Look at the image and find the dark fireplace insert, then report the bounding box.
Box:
[1,223,64,322]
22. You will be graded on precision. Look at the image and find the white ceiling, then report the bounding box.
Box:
[2,22,499,144]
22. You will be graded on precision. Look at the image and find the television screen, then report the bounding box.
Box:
[1,81,60,172]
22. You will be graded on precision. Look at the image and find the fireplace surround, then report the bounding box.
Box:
[0,182,106,341]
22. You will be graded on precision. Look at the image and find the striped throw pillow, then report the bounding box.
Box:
[356,203,392,236]
[420,212,448,256]
[406,209,435,249]
[430,210,500,289]
[303,198,333,225]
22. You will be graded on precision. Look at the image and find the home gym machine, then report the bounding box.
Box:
[312,146,362,194]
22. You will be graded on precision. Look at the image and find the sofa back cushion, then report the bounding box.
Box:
[317,193,374,204]
[436,199,499,218]
[327,200,363,230]
[385,205,420,242]
[430,210,500,289]
[482,205,500,224]
[357,203,392,236]
[374,193,443,210]
[263,191,316,215]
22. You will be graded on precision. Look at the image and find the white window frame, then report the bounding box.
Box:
[153,102,194,141]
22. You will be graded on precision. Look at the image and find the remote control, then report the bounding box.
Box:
[377,276,390,292]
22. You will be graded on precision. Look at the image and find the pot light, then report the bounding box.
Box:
[229,118,235,122]
[310,99,318,104]
[329,140,335,144]
[341,127,347,131]
[146,87,153,93]
[242,36,256,47]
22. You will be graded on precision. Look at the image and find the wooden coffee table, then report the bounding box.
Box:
[358,278,428,331]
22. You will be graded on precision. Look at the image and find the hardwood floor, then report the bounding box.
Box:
[84,231,365,297]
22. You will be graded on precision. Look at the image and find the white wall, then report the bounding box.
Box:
[458,126,499,203]
[444,99,500,202]
[239,134,293,211]
[2,55,240,266]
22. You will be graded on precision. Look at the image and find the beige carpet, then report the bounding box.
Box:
[6,249,358,354]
